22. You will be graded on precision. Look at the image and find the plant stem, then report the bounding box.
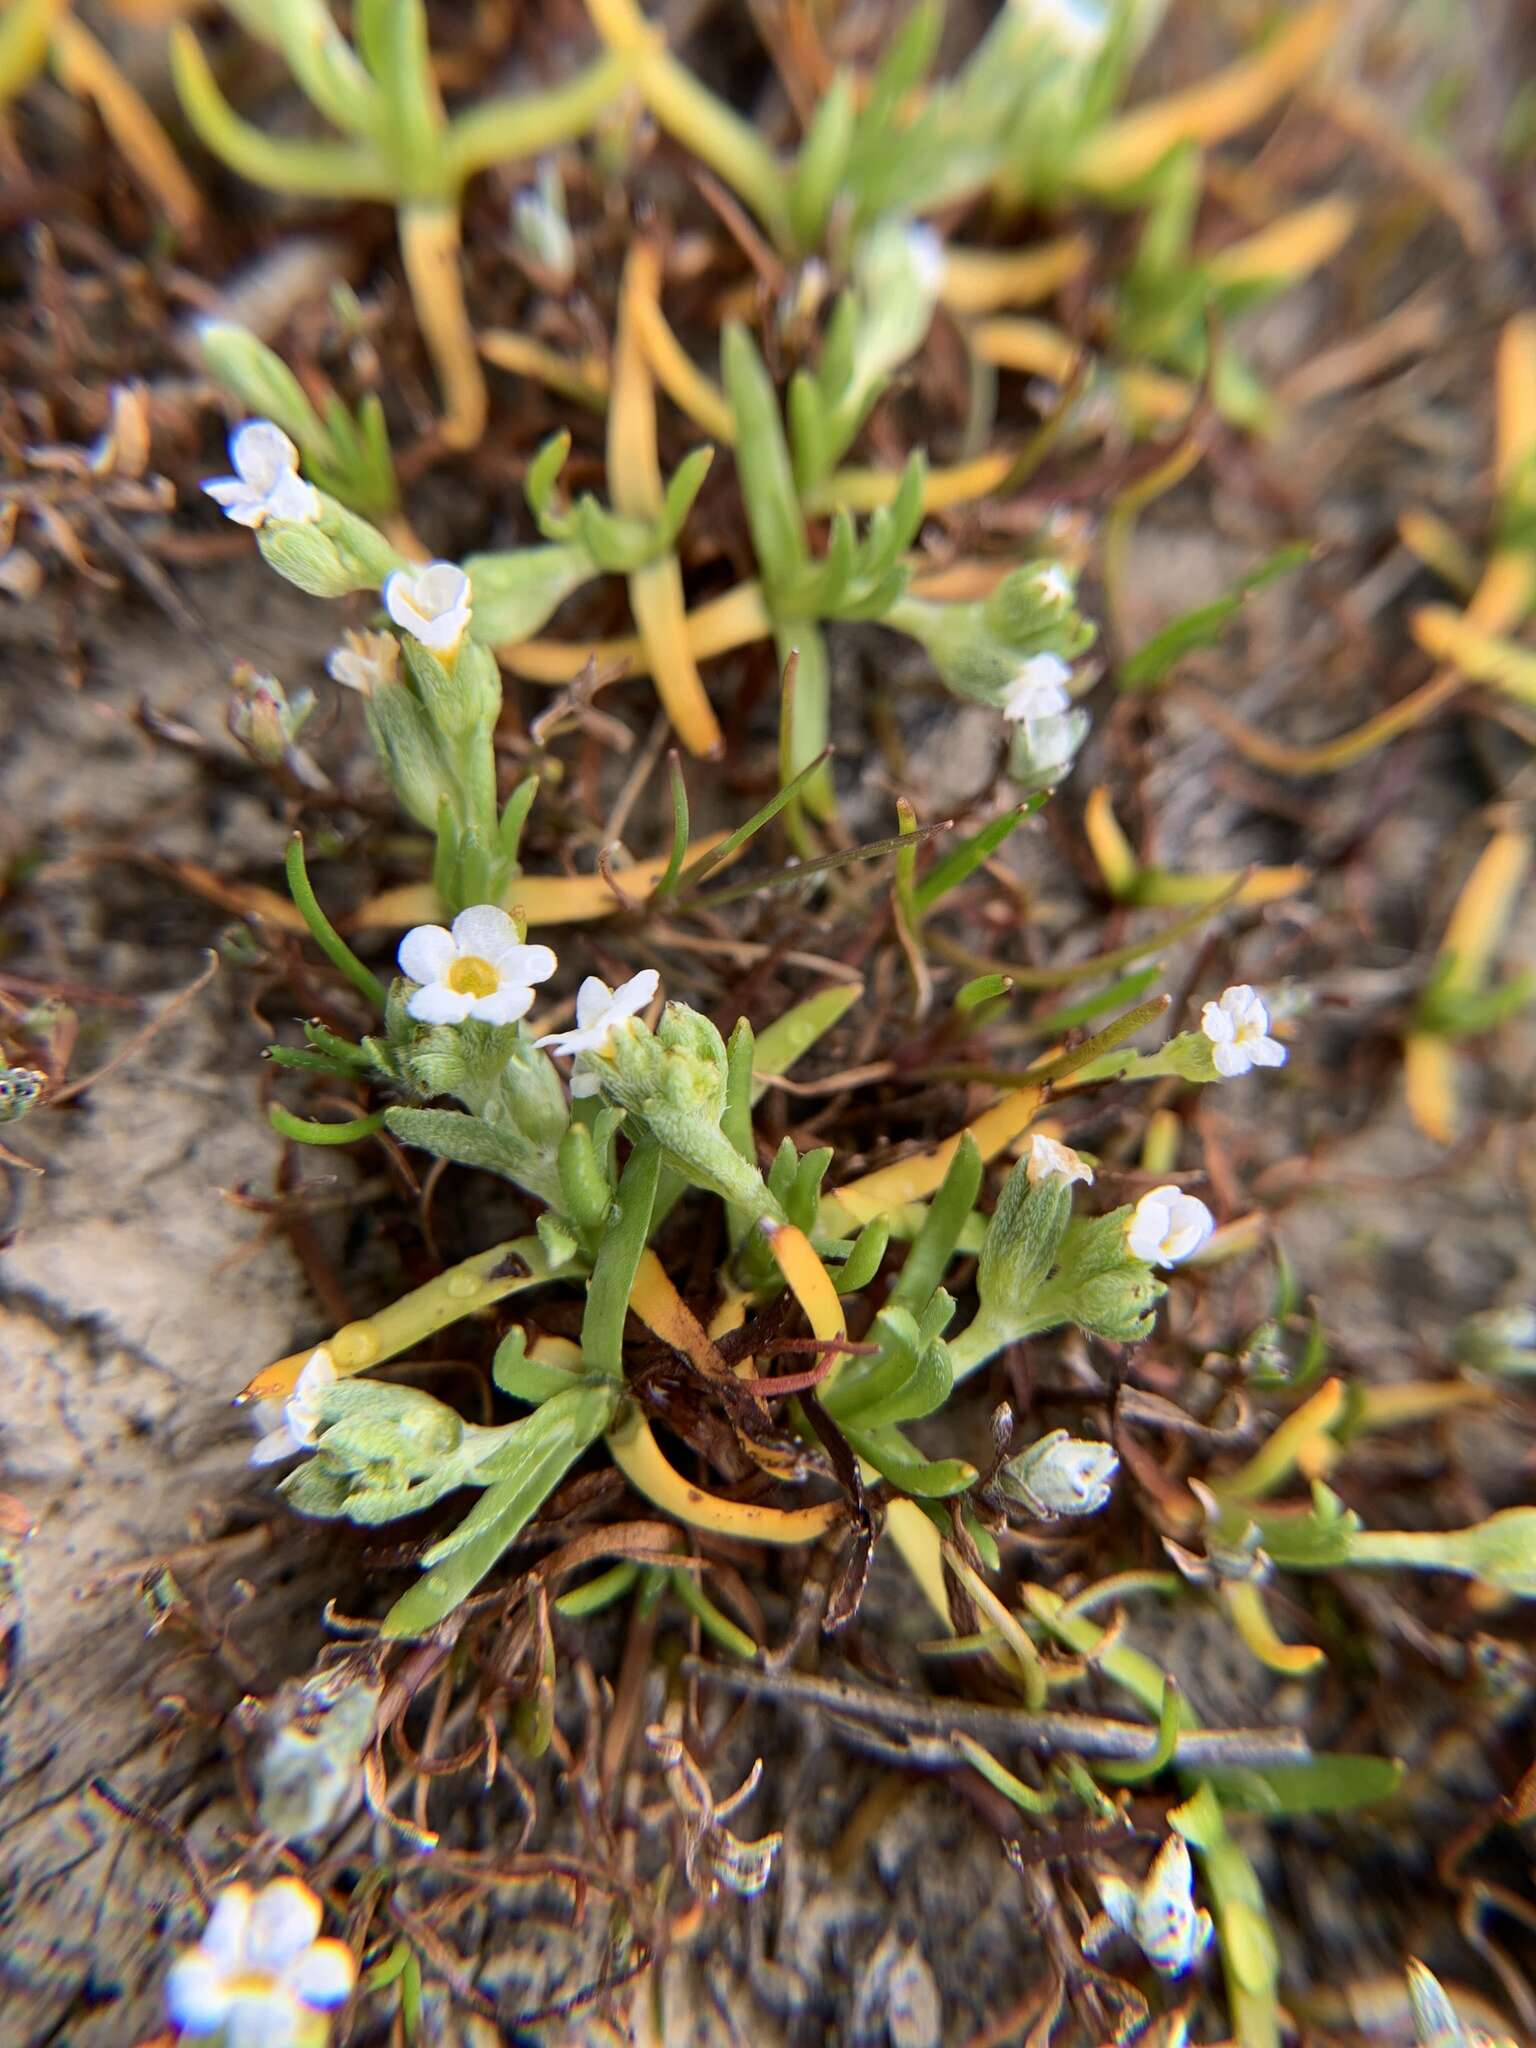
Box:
[397,201,487,450]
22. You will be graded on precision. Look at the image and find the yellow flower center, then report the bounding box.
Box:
[447,955,499,999]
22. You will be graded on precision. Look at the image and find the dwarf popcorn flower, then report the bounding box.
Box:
[1002,1428,1118,1518]
[1091,1836,1213,1978]
[164,1876,355,2043]
[398,906,556,1027]
[203,422,321,530]
[250,1350,335,1467]
[1026,1133,1093,1187]
[326,629,399,697]
[536,969,659,1096]
[1200,984,1286,1079]
[1127,1185,1215,1267]
[383,561,472,656]
[1001,652,1072,724]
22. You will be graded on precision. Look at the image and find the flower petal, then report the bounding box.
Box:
[249,1424,300,1466]
[1211,1040,1248,1079]
[574,975,616,1030]
[610,968,660,1019]
[406,982,475,1025]
[382,570,424,637]
[264,470,321,525]
[490,942,558,986]
[164,1951,233,2032]
[1250,1037,1287,1068]
[398,923,456,986]
[449,904,521,959]
[247,1879,323,1969]
[201,1885,255,1971]
[469,985,535,1024]
[231,420,299,489]
[202,478,265,527]
[224,1987,303,2048]
[287,1938,357,2009]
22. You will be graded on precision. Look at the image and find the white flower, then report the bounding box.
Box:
[1026,0,1110,57]
[904,222,947,297]
[1001,652,1072,724]
[165,1877,355,2045]
[1200,984,1286,1080]
[397,906,556,1027]
[326,629,399,697]
[203,421,320,530]
[535,969,659,1096]
[383,561,472,656]
[1031,562,1074,609]
[1026,1133,1094,1188]
[249,1349,335,1467]
[1126,1185,1215,1267]
[1094,1836,1213,1978]
[1004,1428,1118,1518]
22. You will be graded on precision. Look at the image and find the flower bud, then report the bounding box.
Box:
[313,1378,466,1477]
[256,519,355,597]
[998,1428,1118,1518]
[0,1065,46,1124]
[227,663,314,767]
[977,1156,1074,1320]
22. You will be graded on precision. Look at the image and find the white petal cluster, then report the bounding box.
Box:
[1001,651,1073,725]
[1097,1836,1214,1978]
[1126,1185,1215,1267]
[383,561,472,655]
[1200,984,1286,1079]
[1010,1428,1119,1518]
[1026,1132,1094,1188]
[535,969,659,1096]
[249,1349,335,1467]
[397,906,556,1027]
[203,422,321,530]
[164,1877,355,2044]
[326,629,399,697]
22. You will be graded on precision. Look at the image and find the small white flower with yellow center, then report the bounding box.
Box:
[1026,1133,1094,1188]
[326,629,399,697]
[249,1349,335,1467]
[203,422,321,530]
[397,906,556,1027]
[1127,1185,1215,1267]
[164,1876,355,2043]
[535,969,659,1096]
[1200,983,1286,1079]
[1001,652,1072,724]
[1090,1836,1213,1978]
[382,561,472,656]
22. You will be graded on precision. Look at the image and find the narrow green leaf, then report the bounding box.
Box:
[691,817,952,911]
[667,747,834,898]
[581,1138,661,1378]
[285,833,387,1009]
[913,796,1047,913]
[888,1132,982,1317]
[750,983,862,1101]
[1121,543,1312,691]
[845,1421,976,1497]
[1097,1677,1182,1784]
[650,752,692,905]
[1197,1755,1405,1815]
[268,1104,386,1146]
